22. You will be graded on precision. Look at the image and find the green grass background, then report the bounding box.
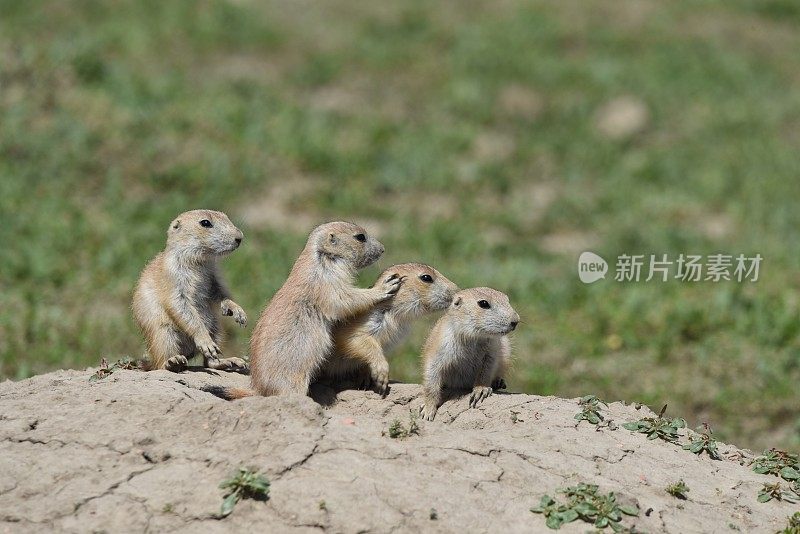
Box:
[1,0,799,451]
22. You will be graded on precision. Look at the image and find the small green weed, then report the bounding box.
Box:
[530,483,639,531]
[757,482,798,504]
[777,512,800,534]
[622,405,686,443]
[89,357,141,381]
[575,395,607,426]
[683,424,721,460]
[219,467,270,518]
[752,449,800,481]
[387,420,404,438]
[665,480,689,500]
[532,494,577,530]
[386,410,420,439]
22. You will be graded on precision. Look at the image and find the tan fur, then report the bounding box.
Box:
[242,221,401,397]
[132,210,247,372]
[420,287,519,421]
[320,263,458,395]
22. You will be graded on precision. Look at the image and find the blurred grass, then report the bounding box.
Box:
[1,0,799,451]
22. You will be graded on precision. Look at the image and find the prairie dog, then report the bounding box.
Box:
[132,209,247,372]
[420,287,519,421]
[205,221,402,400]
[321,263,458,396]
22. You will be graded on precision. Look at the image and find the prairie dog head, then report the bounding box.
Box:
[377,263,458,316]
[448,287,519,337]
[167,209,244,260]
[314,221,385,270]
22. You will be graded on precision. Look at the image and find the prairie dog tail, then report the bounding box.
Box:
[201,385,257,401]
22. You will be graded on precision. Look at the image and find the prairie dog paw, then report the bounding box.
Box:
[165,355,188,372]
[206,356,248,372]
[371,363,389,397]
[420,402,438,421]
[469,386,493,408]
[195,335,221,358]
[379,274,404,299]
[221,299,247,327]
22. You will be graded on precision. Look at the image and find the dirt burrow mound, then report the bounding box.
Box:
[0,369,794,533]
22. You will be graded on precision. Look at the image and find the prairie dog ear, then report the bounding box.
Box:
[169,219,181,235]
[453,296,462,307]
[319,232,340,256]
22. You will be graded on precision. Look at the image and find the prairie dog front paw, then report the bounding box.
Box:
[195,334,221,358]
[221,299,247,327]
[370,361,389,397]
[378,273,404,300]
[166,355,189,372]
[469,386,492,408]
[420,403,438,421]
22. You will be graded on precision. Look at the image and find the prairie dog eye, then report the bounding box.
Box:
[419,274,433,283]
[477,300,491,309]
[354,233,366,242]
[199,219,213,228]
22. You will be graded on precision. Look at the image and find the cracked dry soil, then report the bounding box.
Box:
[0,369,794,533]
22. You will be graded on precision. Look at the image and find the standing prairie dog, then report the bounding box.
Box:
[132,209,248,372]
[420,287,519,421]
[205,221,402,400]
[320,263,458,396]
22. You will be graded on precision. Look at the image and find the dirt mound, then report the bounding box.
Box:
[0,369,794,533]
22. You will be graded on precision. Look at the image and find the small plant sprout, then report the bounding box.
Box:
[575,395,607,425]
[622,404,686,443]
[407,409,420,435]
[757,482,798,504]
[386,410,420,439]
[683,423,721,460]
[429,508,438,520]
[387,419,404,438]
[531,494,578,530]
[777,511,800,534]
[561,482,599,501]
[531,483,639,531]
[585,491,639,531]
[665,480,689,500]
[219,467,270,517]
[318,500,327,511]
[751,448,800,481]
[89,356,140,381]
